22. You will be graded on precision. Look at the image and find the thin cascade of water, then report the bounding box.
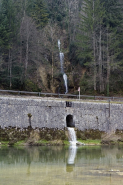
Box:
[63,73,68,94]
[60,52,64,73]
[68,127,77,145]
[58,39,60,51]
[58,39,68,94]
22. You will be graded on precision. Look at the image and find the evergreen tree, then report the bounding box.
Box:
[102,0,123,95]
[0,10,10,51]
[0,0,21,89]
[28,0,49,29]
[45,0,66,24]
[76,0,105,92]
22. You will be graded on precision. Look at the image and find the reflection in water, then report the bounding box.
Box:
[0,146,123,185]
[67,146,77,164]
[66,145,77,172]
[27,151,31,175]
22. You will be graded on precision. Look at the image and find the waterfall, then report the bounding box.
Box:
[58,40,68,94]
[68,127,77,145]
[60,52,64,74]
[63,73,68,94]
[58,39,61,51]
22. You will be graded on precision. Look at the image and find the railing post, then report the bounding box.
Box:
[109,99,110,117]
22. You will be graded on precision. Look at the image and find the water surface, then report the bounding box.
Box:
[0,145,123,185]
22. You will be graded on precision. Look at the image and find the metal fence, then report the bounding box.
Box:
[0,89,123,101]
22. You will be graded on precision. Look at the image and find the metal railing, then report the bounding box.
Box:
[0,89,123,101]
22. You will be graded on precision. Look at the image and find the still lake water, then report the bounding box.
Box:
[0,145,123,185]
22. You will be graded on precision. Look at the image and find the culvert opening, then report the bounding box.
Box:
[66,115,75,127]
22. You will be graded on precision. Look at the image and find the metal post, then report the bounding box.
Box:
[109,99,110,117]
[79,90,80,100]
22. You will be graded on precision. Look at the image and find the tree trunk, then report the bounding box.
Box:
[107,29,110,96]
[52,51,54,84]
[20,10,25,64]
[9,49,12,89]
[99,25,104,92]
[93,0,96,91]
[25,21,29,77]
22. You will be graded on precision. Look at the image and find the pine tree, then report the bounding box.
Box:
[0,0,20,89]
[29,0,49,29]
[0,11,10,50]
[77,0,105,92]
[45,0,66,24]
[102,0,123,96]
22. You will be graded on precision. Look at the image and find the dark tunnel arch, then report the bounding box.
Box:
[66,114,75,127]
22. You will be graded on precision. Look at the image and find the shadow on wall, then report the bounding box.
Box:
[66,115,75,127]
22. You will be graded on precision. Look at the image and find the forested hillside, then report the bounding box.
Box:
[0,0,123,96]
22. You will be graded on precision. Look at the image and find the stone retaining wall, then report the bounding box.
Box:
[0,96,123,132]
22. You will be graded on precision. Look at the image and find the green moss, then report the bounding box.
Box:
[118,142,123,145]
[35,139,69,145]
[1,141,9,147]
[37,139,49,144]
[14,140,25,146]
[77,129,104,140]
[63,140,69,145]
[78,139,101,145]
